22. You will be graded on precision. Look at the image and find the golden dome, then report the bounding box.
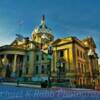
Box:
[32,15,54,43]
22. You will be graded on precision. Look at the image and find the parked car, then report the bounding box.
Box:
[41,80,48,88]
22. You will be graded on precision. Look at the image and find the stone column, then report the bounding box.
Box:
[28,51,35,76]
[22,55,26,76]
[2,54,8,77]
[11,54,17,78]
[13,54,17,72]
[54,50,57,72]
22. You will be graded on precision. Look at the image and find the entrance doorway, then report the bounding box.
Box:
[6,64,11,78]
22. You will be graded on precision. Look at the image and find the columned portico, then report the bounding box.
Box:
[0,49,26,79]
[2,54,8,77]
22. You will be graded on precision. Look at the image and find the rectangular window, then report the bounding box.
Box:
[42,55,44,60]
[58,63,65,73]
[80,51,83,58]
[36,55,39,61]
[36,66,38,74]
[81,64,83,73]
[77,49,79,57]
[41,65,45,74]
[84,64,86,73]
[83,53,85,59]
[47,64,50,74]
[59,50,64,57]
[26,67,28,74]
[27,55,29,61]
[62,63,65,72]
[78,63,80,72]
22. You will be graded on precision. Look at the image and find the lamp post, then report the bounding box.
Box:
[48,45,53,87]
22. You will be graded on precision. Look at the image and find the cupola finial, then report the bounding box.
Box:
[42,15,45,20]
[41,14,46,26]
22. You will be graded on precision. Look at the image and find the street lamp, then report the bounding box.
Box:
[56,62,59,81]
[47,45,53,87]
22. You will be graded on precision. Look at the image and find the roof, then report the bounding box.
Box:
[0,45,26,51]
[52,36,86,48]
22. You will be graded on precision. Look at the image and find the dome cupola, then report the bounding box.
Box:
[32,15,54,43]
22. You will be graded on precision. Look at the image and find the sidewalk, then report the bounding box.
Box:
[0,82,95,91]
[0,82,41,88]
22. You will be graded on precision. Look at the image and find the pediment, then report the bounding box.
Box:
[10,39,18,46]
[52,38,73,46]
[83,37,96,48]
[52,39,61,46]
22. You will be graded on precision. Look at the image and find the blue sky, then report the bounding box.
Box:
[0,0,100,56]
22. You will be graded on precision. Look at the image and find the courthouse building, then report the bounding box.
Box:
[0,16,99,87]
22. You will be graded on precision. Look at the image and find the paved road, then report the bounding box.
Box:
[0,84,100,100]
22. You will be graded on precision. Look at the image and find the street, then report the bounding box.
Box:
[0,85,100,100]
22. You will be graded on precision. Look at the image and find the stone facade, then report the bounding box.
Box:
[0,16,99,88]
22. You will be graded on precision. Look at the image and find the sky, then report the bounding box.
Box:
[0,0,100,58]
